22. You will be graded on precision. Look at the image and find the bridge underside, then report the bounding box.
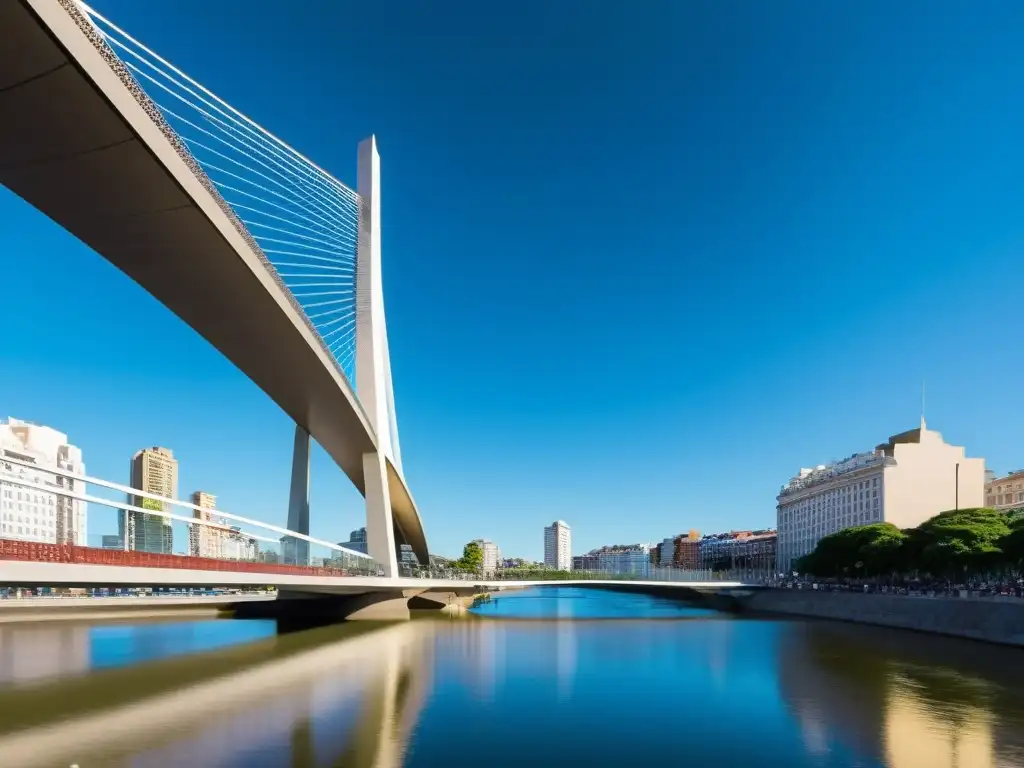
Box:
[0,0,427,565]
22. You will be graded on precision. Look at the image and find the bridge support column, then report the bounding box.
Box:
[286,424,311,566]
[364,450,398,577]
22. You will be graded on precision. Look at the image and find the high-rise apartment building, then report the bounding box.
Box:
[777,419,984,573]
[472,539,502,573]
[125,447,177,554]
[985,470,1024,510]
[189,491,226,559]
[0,418,87,545]
[340,527,368,554]
[544,520,572,571]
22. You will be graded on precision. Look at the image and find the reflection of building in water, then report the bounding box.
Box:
[555,597,577,701]
[776,622,1014,768]
[776,624,886,764]
[439,618,505,702]
[471,620,502,702]
[0,624,90,685]
[885,677,995,768]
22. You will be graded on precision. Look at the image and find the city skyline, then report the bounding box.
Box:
[3,1,1024,560]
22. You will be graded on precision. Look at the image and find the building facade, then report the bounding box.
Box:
[125,447,178,554]
[0,418,87,546]
[657,537,675,566]
[399,543,419,568]
[985,470,1024,510]
[572,554,599,571]
[675,532,702,569]
[582,544,651,576]
[777,419,985,573]
[222,527,258,561]
[340,527,368,554]
[472,539,502,574]
[544,520,572,571]
[189,491,225,559]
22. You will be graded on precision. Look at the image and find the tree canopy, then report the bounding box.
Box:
[795,523,906,578]
[451,541,484,572]
[797,508,1022,580]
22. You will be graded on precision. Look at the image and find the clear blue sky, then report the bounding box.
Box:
[3,0,1024,560]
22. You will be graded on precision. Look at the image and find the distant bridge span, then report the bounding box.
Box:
[0,0,426,572]
[0,559,750,595]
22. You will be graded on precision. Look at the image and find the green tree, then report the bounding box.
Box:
[796,523,906,579]
[998,525,1024,571]
[914,508,1010,577]
[455,541,484,573]
[141,497,164,512]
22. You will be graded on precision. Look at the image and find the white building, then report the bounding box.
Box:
[472,539,502,573]
[777,419,985,573]
[544,520,572,571]
[0,418,87,546]
[221,527,258,561]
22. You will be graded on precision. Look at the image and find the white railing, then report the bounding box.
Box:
[0,454,379,574]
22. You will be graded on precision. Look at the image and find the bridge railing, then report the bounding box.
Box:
[0,454,383,579]
[407,567,769,584]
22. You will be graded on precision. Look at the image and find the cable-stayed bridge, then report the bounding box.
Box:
[0,2,754,613]
[0,0,421,577]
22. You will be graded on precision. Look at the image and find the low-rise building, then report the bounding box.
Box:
[582,544,651,576]
[673,530,702,569]
[573,554,599,571]
[985,470,1024,510]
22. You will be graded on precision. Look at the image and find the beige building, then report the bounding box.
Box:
[189,491,226,559]
[472,539,501,574]
[985,470,1024,510]
[777,419,984,573]
[125,447,178,554]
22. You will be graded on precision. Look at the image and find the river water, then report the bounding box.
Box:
[1,587,1023,767]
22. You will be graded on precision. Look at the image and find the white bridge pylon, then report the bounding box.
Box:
[356,135,404,577]
[287,136,410,577]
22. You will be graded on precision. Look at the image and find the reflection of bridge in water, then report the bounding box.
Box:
[0,622,433,768]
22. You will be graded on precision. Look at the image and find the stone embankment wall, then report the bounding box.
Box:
[744,589,1024,647]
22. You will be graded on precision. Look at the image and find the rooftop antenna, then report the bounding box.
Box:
[920,379,927,430]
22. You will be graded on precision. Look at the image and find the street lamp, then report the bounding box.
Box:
[955,462,960,511]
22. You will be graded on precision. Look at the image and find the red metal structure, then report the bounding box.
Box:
[0,541,378,578]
